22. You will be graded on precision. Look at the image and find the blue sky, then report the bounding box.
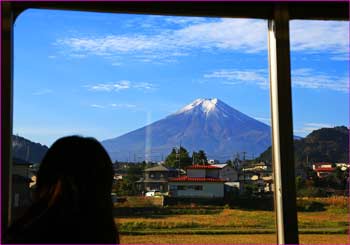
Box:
[13,9,348,146]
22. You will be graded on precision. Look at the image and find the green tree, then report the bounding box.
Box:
[192,150,207,164]
[197,150,208,164]
[324,167,348,190]
[241,183,259,197]
[165,147,192,168]
[113,164,144,196]
[295,176,305,191]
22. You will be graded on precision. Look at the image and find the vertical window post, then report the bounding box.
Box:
[1,2,14,232]
[268,5,299,244]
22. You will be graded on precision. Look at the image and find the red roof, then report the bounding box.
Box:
[315,167,335,172]
[186,164,220,169]
[314,162,332,165]
[169,176,225,182]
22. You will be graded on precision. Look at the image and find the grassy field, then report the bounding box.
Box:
[114,197,349,244]
[120,234,350,244]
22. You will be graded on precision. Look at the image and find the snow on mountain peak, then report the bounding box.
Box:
[175,98,219,115]
[201,98,218,113]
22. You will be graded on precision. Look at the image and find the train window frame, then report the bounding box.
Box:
[1,2,348,244]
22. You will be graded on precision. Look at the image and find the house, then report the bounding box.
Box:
[211,163,238,181]
[238,165,273,193]
[208,159,219,164]
[335,163,350,170]
[314,167,335,178]
[238,170,259,182]
[12,158,35,221]
[169,165,225,198]
[312,162,333,170]
[312,162,349,178]
[138,165,179,192]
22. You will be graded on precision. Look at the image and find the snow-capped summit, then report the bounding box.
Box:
[102,98,272,162]
[175,98,224,115]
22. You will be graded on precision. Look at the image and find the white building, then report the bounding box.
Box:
[335,163,350,170]
[169,165,225,198]
[211,163,238,181]
[312,162,333,170]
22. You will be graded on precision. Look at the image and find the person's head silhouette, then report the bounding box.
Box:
[6,136,119,244]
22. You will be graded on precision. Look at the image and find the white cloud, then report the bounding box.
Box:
[32,89,53,96]
[164,17,207,25]
[85,80,156,92]
[90,104,105,108]
[290,20,348,60]
[55,19,347,62]
[86,80,130,92]
[292,68,348,92]
[69,53,87,58]
[56,35,159,56]
[330,53,349,61]
[174,19,266,53]
[55,18,266,63]
[204,69,268,88]
[132,82,155,90]
[204,67,348,92]
[294,122,333,135]
[110,103,136,108]
[90,103,136,109]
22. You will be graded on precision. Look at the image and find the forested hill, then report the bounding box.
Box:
[12,135,48,163]
[258,126,349,163]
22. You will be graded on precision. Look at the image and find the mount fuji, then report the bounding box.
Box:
[102,98,271,162]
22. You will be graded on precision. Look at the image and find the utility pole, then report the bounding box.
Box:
[179,141,181,171]
[236,152,240,161]
[178,144,181,171]
[242,151,247,161]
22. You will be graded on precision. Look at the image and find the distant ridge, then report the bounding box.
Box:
[258,126,349,163]
[12,135,48,163]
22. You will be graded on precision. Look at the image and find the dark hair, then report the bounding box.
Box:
[6,136,119,244]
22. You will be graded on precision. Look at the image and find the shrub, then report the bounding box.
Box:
[297,200,326,212]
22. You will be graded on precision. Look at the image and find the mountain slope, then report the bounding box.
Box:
[258,126,349,163]
[102,98,271,162]
[12,135,49,163]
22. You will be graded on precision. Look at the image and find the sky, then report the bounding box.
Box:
[13,9,349,147]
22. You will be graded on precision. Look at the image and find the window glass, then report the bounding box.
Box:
[13,9,277,244]
[289,20,349,244]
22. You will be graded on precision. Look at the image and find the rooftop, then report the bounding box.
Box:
[313,162,332,165]
[169,176,225,182]
[144,165,177,172]
[315,167,335,172]
[186,164,221,169]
